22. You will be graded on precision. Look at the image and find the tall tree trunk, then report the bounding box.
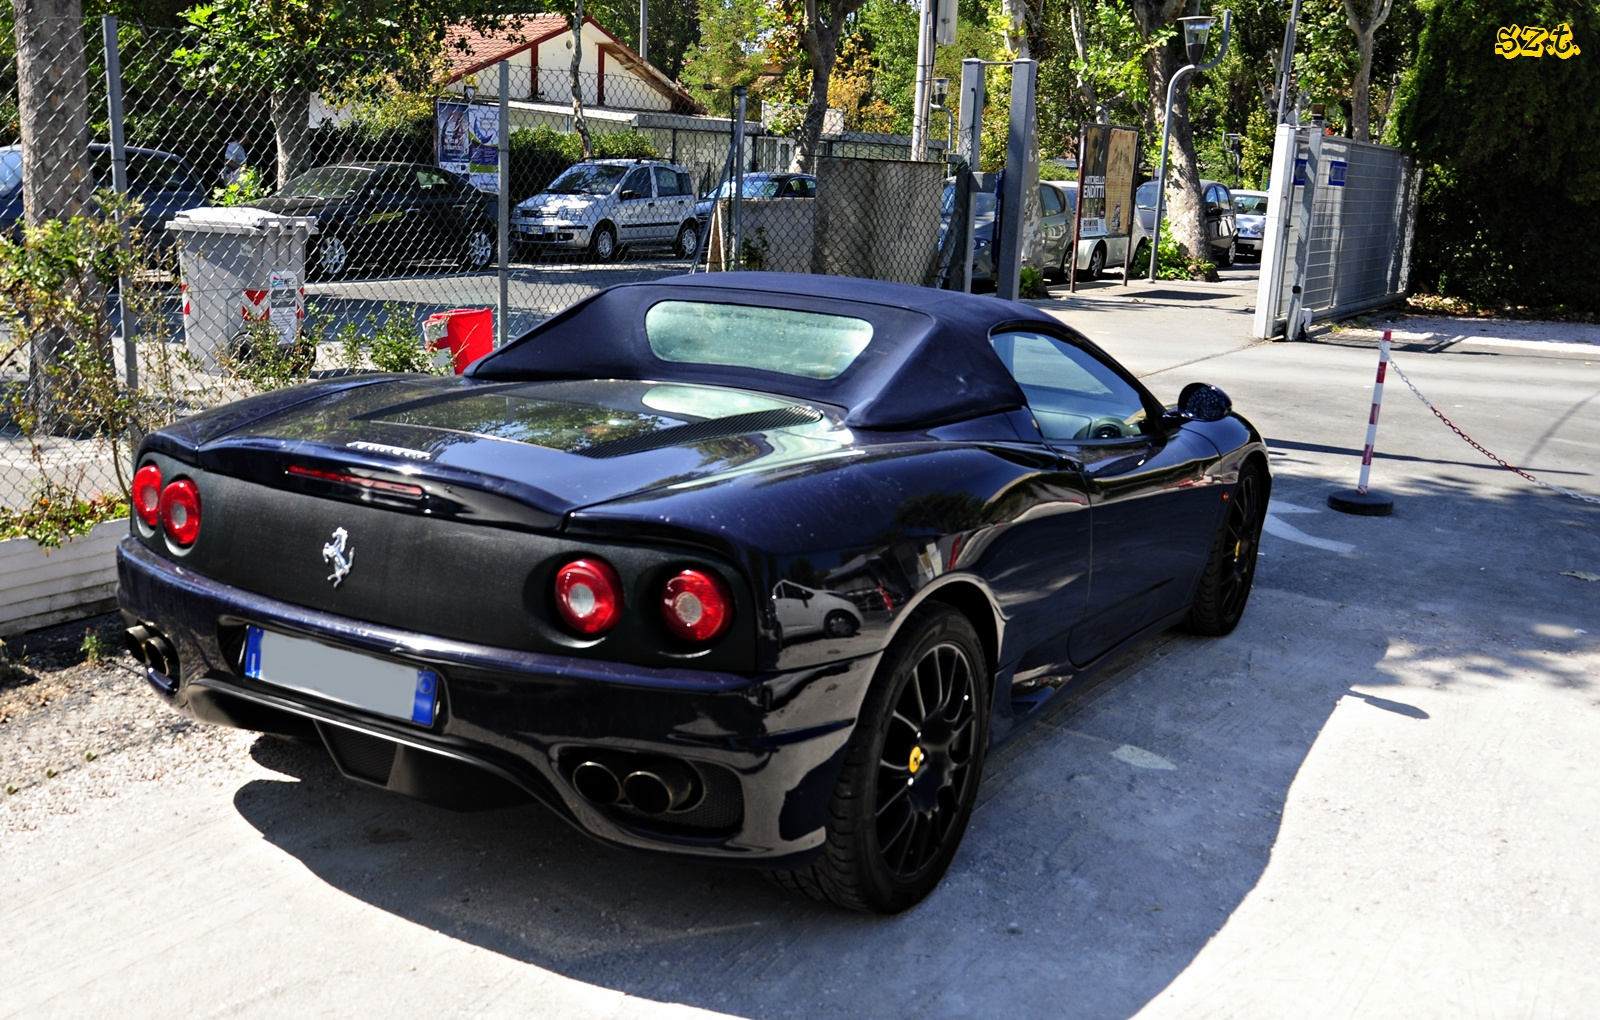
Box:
[796,20,841,174]
[1132,0,1208,264]
[13,0,98,428]
[571,3,593,158]
[271,88,312,188]
[1344,0,1394,143]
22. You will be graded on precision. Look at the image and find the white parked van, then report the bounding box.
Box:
[512,159,700,262]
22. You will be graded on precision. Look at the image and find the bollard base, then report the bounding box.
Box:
[1328,489,1394,516]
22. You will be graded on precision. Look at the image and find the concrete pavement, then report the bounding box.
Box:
[2,266,1597,1019]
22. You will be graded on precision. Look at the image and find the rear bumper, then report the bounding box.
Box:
[117,536,874,866]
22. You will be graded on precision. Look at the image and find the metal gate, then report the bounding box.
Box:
[1252,125,1420,338]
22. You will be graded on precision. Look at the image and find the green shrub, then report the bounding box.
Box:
[1131,221,1217,281]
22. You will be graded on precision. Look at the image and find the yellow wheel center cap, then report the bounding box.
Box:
[908,746,925,774]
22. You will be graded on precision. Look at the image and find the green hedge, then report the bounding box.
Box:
[1392,0,1600,313]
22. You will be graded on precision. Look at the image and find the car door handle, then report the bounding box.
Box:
[405,207,421,214]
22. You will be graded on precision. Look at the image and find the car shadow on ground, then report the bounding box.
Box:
[229,470,1594,1020]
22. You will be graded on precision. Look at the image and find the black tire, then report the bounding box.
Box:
[590,222,619,263]
[823,610,859,638]
[674,220,700,259]
[767,604,990,913]
[1184,460,1266,636]
[1085,243,1106,281]
[1217,237,1236,267]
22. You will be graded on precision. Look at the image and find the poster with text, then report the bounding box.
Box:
[1104,127,1139,239]
[437,101,501,193]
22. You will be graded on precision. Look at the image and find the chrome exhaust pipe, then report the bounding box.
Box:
[571,760,622,805]
[123,625,153,665]
[623,760,698,815]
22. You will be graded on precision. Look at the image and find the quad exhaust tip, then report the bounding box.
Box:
[571,755,700,815]
[124,623,178,687]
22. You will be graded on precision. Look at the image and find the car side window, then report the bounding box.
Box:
[1039,185,1064,216]
[621,167,652,199]
[677,171,694,197]
[654,166,682,197]
[415,169,454,193]
[991,331,1151,441]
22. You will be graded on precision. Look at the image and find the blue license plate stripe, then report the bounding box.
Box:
[244,626,263,678]
[412,671,438,725]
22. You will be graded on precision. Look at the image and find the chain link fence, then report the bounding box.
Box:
[1,15,958,531]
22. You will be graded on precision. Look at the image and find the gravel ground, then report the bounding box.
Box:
[0,612,255,835]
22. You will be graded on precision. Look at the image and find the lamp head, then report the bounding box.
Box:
[931,77,950,109]
[1178,15,1215,65]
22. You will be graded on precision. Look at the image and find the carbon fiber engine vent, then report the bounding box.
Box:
[319,724,398,785]
[578,405,823,459]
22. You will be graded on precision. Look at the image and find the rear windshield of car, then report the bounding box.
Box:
[0,150,20,196]
[1136,181,1158,209]
[545,164,628,195]
[281,166,373,199]
[1234,194,1269,215]
[645,301,873,380]
[941,184,997,219]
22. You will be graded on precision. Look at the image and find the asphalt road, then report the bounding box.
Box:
[2,265,1597,1019]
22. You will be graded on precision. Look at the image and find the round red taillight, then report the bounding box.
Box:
[132,464,163,527]
[554,558,624,635]
[660,569,733,643]
[158,479,202,546]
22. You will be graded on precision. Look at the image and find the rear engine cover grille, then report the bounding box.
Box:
[320,724,398,785]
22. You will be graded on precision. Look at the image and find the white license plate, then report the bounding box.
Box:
[244,627,438,726]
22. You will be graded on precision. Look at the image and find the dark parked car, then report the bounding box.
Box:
[118,273,1268,913]
[255,162,495,280]
[1,142,207,244]
[694,172,816,225]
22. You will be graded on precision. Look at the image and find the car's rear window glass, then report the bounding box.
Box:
[1234,194,1269,215]
[645,301,873,380]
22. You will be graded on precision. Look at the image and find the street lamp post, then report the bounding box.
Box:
[931,77,954,156]
[1147,11,1232,282]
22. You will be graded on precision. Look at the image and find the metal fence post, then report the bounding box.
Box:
[996,59,1035,302]
[497,60,510,347]
[101,14,136,389]
[1252,122,1300,337]
[1284,127,1321,341]
[731,86,747,269]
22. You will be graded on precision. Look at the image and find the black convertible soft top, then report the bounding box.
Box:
[468,273,1071,429]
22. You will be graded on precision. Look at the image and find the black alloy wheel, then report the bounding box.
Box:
[768,604,990,913]
[1184,461,1266,636]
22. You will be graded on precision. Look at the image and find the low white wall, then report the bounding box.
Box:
[0,519,124,637]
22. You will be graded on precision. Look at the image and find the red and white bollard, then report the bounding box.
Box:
[1329,330,1396,516]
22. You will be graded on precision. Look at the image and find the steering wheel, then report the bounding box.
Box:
[1082,417,1129,440]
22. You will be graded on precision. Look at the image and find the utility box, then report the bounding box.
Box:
[165,207,318,371]
[423,308,494,374]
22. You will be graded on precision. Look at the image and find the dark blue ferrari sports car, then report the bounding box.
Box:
[119,273,1268,913]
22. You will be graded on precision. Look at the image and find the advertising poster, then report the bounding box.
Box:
[437,100,501,193]
[1078,125,1110,237]
[1105,127,1138,238]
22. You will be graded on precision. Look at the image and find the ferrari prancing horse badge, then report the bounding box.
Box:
[322,527,354,587]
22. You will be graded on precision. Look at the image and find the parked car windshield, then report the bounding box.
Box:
[545,164,629,195]
[1136,181,1158,209]
[941,183,997,219]
[1234,194,1269,215]
[280,166,374,200]
[0,149,20,196]
[645,301,873,380]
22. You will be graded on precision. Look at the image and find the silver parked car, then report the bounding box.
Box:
[1134,178,1241,266]
[512,158,700,262]
[1232,189,1268,259]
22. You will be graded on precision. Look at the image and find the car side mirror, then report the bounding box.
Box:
[621,189,642,201]
[1167,382,1232,424]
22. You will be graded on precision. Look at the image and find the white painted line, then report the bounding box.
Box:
[1266,499,1321,515]
[1263,514,1357,554]
[1112,744,1177,771]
